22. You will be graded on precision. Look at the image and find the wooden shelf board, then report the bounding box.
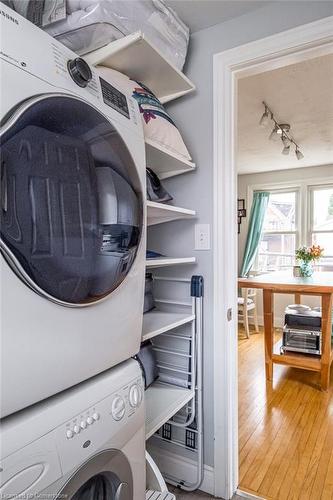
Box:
[145,381,194,439]
[84,31,195,104]
[273,339,321,372]
[147,201,195,226]
[146,257,196,269]
[142,310,195,341]
[145,139,196,180]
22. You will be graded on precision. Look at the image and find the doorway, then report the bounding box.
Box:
[212,16,333,500]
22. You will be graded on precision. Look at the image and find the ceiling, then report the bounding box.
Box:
[237,53,333,174]
[165,0,269,33]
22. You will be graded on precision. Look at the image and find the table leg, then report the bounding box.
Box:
[321,293,332,391]
[294,293,301,304]
[263,289,274,381]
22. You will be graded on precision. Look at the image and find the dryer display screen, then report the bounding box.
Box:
[100,78,129,119]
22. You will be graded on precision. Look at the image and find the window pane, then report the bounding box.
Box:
[312,233,333,257]
[263,192,296,232]
[257,233,296,271]
[312,187,333,231]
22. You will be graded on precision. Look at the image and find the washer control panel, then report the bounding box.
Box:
[65,412,100,439]
[57,373,144,476]
[63,376,143,441]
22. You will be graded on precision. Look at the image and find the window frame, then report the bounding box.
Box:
[308,183,333,267]
[245,176,333,273]
[254,187,300,272]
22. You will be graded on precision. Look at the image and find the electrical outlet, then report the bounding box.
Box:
[195,224,210,250]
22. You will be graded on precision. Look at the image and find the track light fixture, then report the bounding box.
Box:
[260,101,304,160]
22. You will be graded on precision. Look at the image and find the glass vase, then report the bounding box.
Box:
[299,261,314,278]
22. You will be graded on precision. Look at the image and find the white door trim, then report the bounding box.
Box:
[212,16,333,500]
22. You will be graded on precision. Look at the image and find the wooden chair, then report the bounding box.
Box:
[238,288,259,338]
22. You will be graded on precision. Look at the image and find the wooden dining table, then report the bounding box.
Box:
[238,271,333,391]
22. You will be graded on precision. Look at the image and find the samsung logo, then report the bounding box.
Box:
[0,9,19,25]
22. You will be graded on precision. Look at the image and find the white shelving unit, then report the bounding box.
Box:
[142,310,195,342]
[145,381,194,439]
[147,201,195,226]
[146,257,195,269]
[146,139,196,180]
[84,31,195,104]
[95,27,200,492]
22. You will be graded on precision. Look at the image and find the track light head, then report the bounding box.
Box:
[282,145,290,155]
[295,148,304,160]
[269,126,280,141]
[282,134,290,147]
[259,106,269,127]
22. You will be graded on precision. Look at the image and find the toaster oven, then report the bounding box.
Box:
[281,326,321,355]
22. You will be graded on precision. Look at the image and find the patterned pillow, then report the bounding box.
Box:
[97,66,192,161]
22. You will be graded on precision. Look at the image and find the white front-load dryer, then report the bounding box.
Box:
[0,3,146,417]
[0,359,145,500]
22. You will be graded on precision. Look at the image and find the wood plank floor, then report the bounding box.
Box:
[238,326,333,500]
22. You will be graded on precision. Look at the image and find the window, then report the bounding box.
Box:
[256,190,298,272]
[309,185,333,268]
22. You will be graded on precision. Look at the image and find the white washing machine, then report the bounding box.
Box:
[0,359,145,499]
[0,3,146,417]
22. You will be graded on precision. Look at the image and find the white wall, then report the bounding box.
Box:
[149,1,333,469]
[238,164,333,326]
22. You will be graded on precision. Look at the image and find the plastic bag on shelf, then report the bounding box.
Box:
[44,0,190,69]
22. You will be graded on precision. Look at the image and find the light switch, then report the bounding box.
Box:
[195,224,211,250]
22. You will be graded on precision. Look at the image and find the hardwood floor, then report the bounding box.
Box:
[238,326,333,500]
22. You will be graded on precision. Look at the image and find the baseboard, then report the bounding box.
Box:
[147,445,215,495]
[250,316,284,329]
[236,488,266,499]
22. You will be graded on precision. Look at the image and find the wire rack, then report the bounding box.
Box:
[147,275,204,492]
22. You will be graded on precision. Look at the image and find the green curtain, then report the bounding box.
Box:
[240,191,270,277]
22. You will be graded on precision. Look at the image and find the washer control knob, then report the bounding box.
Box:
[73,425,80,434]
[67,57,92,88]
[87,416,94,425]
[92,412,100,421]
[80,421,87,429]
[111,396,126,421]
[66,429,74,439]
[129,384,142,408]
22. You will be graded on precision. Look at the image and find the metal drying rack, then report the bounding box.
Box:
[147,275,204,492]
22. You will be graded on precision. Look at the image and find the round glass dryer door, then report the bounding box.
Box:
[0,95,143,306]
[59,450,133,499]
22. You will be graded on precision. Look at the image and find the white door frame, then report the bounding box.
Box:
[212,16,333,500]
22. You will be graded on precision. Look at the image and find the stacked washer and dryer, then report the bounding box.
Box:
[0,3,147,498]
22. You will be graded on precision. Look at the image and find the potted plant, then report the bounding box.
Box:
[295,245,324,277]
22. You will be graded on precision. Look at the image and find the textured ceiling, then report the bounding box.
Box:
[237,53,333,174]
[165,0,269,33]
